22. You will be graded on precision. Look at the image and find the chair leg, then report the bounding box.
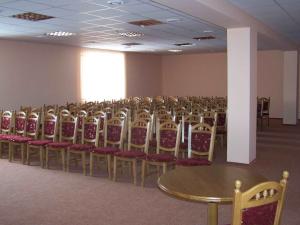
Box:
[61,150,65,171]
[141,160,146,187]
[0,142,2,158]
[45,148,49,169]
[21,144,25,164]
[66,151,70,172]
[82,152,86,175]
[113,156,117,181]
[132,160,137,185]
[9,143,13,162]
[162,163,167,174]
[39,147,43,168]
[27,145,31,165]
[90,153,94,176]
[107,155,112,179]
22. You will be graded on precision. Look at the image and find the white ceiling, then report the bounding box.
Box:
[228,0,300,46]
[0,0,299,53]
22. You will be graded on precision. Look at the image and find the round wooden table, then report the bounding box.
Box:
[157,165,267,225]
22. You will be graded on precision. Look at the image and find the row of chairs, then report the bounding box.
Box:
[0,108,218,186]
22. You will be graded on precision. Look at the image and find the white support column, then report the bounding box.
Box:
[227,27,257,164]
[283,51,298,125]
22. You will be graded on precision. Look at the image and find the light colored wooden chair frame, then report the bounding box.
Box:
[141,121,181,187]
[27,113,58,167]
[187,122,216,162]
[89,118,125,179]
[9,112,40,164]
[0,111,13,159]
[67,116,99,175]
[232,171,289,225]
[45,115,77,171]
[113,119,150,185]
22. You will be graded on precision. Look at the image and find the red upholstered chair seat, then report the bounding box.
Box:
[145,153,177,162]
[92,147,120,154]
[28,140,52,146]
[176,158,211,166]
[69,144,94,151]
[114,150,146,158]
[10,136,32,143]
[0,134,14,140]
[47,142,72,148]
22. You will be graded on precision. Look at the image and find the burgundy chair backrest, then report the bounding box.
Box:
[242,202,278,225]
[1,113,12,132]
[217,113,226,126]
[107,125,122,143]
[44,120,56,136]
[15,114,26,134]
[160,130,177,149]
[131,127,147,146]
[203,117,214,127]
[84,123,97,140]
[191,132,211,153]
[62,122,76,138]
[26,113,39,137]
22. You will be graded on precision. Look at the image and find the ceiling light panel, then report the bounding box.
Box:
[12,12,54,21]
[45,31,76,37]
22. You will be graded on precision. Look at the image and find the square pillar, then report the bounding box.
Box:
[227,27,257,164]
[283,51,298,124]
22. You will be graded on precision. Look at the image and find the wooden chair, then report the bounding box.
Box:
[45,115,77,170]
[113,119,150,185]
[76,110,87,144]
[201,111,218,127]
[216,111,227,150]
[229,171,289,225]
[27,113,58,167]
[176,122,216,166]
[90,118,125,179]
[9,112,40,164]
[257,97,271,129]
[141,121,181,187]
[67,116,99,175]
[93,111,106,147]
[0,111,13,158]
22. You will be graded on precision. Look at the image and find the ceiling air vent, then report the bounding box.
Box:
[174,43,194,47]
[122,42,142,46]
[129,19,163,27]
[12,12,54,21]
[193,35,216,41]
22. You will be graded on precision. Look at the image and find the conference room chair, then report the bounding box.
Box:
[67,116,99,175]
[176,122,216,166]
[45,115,77,171]
[227,171,289,225]
[89,117,125,179]
[113,119,150,185]
[27,113,58,167]
[9,112,40,164]
[0,111,13,158]
[141,120,181,187]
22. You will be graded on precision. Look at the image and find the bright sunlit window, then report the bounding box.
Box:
[80,50,125,102]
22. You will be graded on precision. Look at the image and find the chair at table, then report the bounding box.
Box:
[27,113,58,167]
[67,116,99,175]
[45,115,77,170]
[216,111,227,150]
[90,118,125,179]
[141,121,181,187]
[176,122,216,166]
[228,170,289,225]
[9,112,40,164]
[113,119,150,185]
[0,111,13,158]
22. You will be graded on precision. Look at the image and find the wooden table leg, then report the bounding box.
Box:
[208,202,218,225]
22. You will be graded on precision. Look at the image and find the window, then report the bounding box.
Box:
[80,50,125,102]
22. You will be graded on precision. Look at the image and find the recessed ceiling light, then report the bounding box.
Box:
[107,0,124,5]
[122,42,142,46]
[119,31,144,37]
[166,18,183,23]
[168,49,182,53]
[45,31,76,37]
[203,30,214,33]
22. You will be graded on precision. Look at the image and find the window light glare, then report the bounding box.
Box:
[46,31,76,37]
